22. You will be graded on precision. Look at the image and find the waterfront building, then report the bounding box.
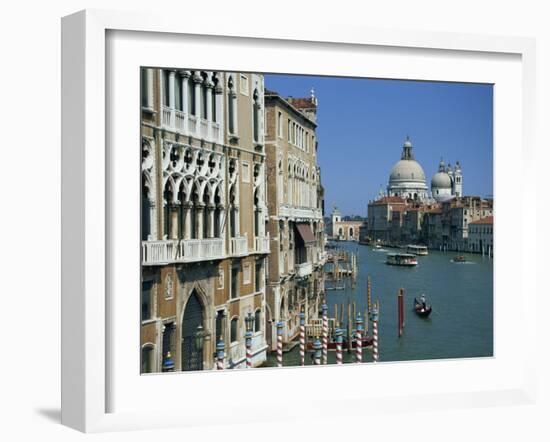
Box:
[468,216,494,254]
[329,206,365,241]
[367,196,408,242]
[440,196,493,251]
[140,69,270,372]
[264,89,326,349]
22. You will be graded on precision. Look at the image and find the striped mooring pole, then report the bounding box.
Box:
[276,321,284,367]
[367,275,372,313]
[397,288,405,338]
[299,310,306,366]
[355,313,364,363]
[313,337,322,365]
[216,338,225,370]
[335,327,343,365]
[372,303,380,363]
[322,301,328,365]
[245,330,253,368]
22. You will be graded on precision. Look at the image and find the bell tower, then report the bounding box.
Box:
[453,161,463,197]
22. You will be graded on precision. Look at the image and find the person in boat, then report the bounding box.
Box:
[420,294,427,310]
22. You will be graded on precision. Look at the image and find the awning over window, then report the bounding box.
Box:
[295,223,316,245]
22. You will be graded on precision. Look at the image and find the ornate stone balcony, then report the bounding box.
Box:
[160,106,223,144]
[142,238,224,265]
[254,235,270,254]
[230,236,248,256]
[295,262,313,278]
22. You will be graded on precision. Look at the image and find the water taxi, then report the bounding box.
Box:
[386,253,418,266]
[452,255,467,263]
[406,244,429,256]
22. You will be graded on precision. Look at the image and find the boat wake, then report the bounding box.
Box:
[373,248,388,252]
[450,260,475,264]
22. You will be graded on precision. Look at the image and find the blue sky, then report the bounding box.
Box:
[265,74,493,217]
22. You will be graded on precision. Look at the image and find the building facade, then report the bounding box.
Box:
[328,207,365,241]
[468,216,494,255]
[387,137,429,202]
[264,89,326,349]
[140,69,270,372]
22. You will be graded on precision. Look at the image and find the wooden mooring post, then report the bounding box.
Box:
[398,288,405,338]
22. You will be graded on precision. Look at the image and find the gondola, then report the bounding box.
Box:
[413,297,432,317]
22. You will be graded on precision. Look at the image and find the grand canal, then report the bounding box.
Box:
[265,242,493,366]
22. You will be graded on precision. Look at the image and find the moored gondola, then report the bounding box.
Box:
[413,296,432,317]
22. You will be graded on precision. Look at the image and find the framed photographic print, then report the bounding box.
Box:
[61,9,537,433]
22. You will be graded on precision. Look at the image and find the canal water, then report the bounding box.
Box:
[265,242,493,366]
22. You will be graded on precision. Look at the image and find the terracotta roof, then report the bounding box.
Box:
[287,97,317,109]
[470,216,494,225]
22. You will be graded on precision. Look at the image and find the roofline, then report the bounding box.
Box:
[264,92,318,128]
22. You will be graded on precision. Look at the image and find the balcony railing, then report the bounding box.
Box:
[254,235,270,254]
[180,238,224,262]
[161,106,174,128]
[175,109,186,132]
[142,238,224,265]
[295,262,313,278]
[279,205,322,220]
[160,107,223,144]
[231,236,248,256]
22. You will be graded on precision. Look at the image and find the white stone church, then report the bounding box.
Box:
[385,136,463,203]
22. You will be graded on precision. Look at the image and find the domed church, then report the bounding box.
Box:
[431,159,462,202]
[387,136,429,202]
[386,136,463,203]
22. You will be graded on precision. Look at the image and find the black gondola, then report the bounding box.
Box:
[413,297,432,317]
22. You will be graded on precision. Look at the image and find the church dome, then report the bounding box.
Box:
[389,160,426,183]
[431,171,452,189]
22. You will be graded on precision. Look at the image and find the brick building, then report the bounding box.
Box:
[264,89,326,348]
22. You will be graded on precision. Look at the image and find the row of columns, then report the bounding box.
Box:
[166,202,226,240]
[287,176,317,208]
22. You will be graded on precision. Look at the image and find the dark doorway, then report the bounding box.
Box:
[181,291,204,371]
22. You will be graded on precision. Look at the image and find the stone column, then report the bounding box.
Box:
[182,202,193,240]
[180,70,191,133]
[195,203,205,240]
[193,71,202,121]
[207,204,216,238]
[218,204,226,238]
[168,70,176,108]
[170,204,179,240]
[205,75,213,140]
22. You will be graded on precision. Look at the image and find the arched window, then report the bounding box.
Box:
[141,344,155,374]
[230,317,239,343]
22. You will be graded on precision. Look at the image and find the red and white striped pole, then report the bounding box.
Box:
[245,331,253,368]
[276,321,284,367]
[313,337,322,365]
[322,301,328,365]
[335,327,343,365]
[216,337,225,370]
[299,310,306,366]
[355,313,364,363]
[372,303,379,363]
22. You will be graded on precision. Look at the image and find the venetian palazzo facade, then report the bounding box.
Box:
[264,90,326,349]
[140,69,270,372]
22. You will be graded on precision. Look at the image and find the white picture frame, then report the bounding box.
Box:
[61,9,537,433]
